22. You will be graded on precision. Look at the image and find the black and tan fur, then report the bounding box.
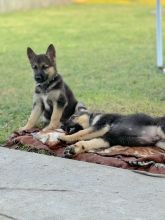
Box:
[59,110,165,158]
[20,44,78,131]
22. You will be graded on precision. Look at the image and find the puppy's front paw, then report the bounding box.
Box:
[58,134,74,144]
[58,134,68,143]
[64,145,77,158]
[64,141,86,158]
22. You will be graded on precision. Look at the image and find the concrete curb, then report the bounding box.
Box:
[0,147,165,220]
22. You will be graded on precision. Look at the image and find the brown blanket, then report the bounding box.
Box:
[4,129,165,175]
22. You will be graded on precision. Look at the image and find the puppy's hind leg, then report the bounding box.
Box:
[64,138,110,158]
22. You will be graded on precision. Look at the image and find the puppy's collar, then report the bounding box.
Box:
[36,74,58,88]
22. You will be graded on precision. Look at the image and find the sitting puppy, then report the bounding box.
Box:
[59,110,165,158]
[20,44,78,131]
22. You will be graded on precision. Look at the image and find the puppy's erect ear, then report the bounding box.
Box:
[27,47,36,62]
[46,44,56,62]
[75,102,88,113]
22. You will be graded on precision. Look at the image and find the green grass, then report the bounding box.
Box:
[1,3,165,144]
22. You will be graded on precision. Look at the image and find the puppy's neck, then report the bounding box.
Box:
[89,112,102,127]
[36,73,58,87]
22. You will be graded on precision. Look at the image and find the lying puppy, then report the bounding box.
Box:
[59,110,165,158]
[20,44,78,132]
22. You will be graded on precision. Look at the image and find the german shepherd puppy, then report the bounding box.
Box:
[20,44,78,131]
[59,109,165,158]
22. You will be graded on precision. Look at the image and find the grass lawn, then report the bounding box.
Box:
[0,3,165,144]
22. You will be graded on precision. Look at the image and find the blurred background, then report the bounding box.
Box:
[0,0,165,143]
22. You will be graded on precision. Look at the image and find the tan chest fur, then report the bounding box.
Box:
[33,90,61,109]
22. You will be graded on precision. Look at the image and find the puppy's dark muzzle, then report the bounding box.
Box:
[61,123,83,134]
[35,73,47,83]
[61,123,73,134]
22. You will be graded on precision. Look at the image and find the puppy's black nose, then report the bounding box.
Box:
[35,74,42,81]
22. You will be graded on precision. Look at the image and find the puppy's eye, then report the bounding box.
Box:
[32,65,37,70]
[41,64,49,70]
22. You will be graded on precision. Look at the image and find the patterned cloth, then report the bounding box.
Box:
[4,129,165,175]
